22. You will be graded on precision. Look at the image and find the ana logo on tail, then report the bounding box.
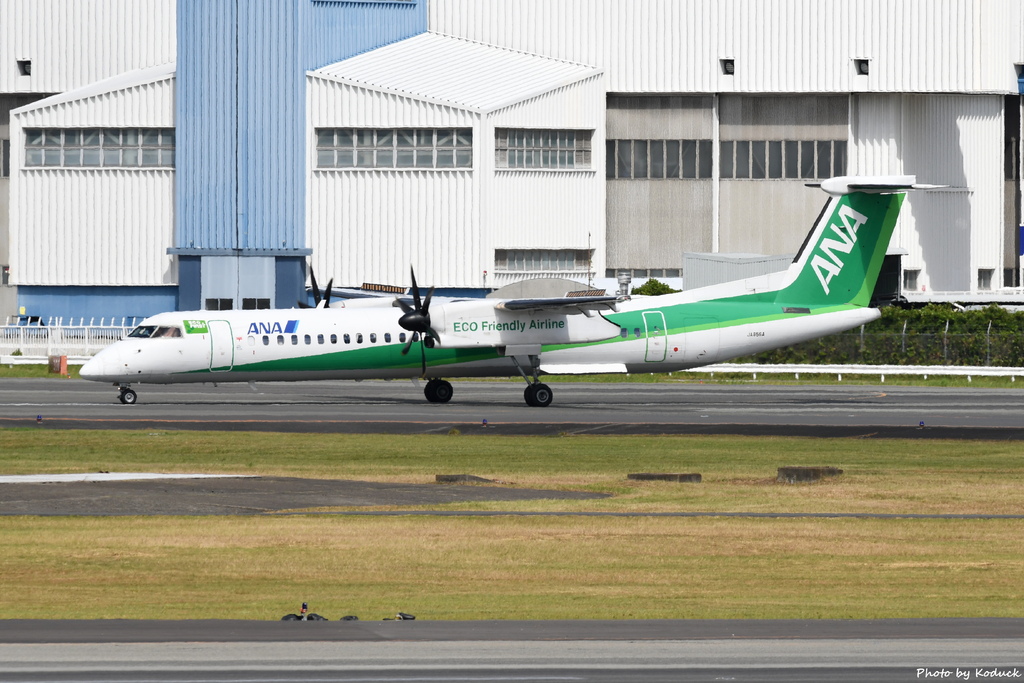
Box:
[810,204,868,295]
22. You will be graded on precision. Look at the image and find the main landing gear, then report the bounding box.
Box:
[523,382,553,408]
[117,385,138,405]
[424,378,453,403]
[509,353,553,408]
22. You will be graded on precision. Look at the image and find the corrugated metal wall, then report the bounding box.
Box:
[0,0,176,94]
[308,70,604,289]
[309,169,476,289]
[487,77,606,278]
[308,80,479,288]
[176,0,427,254]
[176,0,237,252]
[12,169,175,286]
[606,95,714,270]
[852,93,1004,292]
[431,0,1024,95]
[10,75,176,287]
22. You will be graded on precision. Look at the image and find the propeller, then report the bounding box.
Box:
[298,268,334,309]
[397,267,436,376]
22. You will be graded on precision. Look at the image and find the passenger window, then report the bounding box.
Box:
[399,332,407,343]
[384,332,391,343]
[356,333,363,344]
[317,334,324,344]
[634,328,641,338]
[330,334,337,344]
[620,328,627,338]
[291,335,299,345]
[304,334,312,345]
[370,333,377,343]
[277,335,285,345]
[344,334,351,344]
[262,335,270,346]
[247,336,255,347]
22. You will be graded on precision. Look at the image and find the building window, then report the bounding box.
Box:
[242,298,270,310]
[494,249,591,272]
[1,139,9,178]
[24,128,175,169]
[496,129,592,170]
[205,298,233,310]
[978,268,994,291]
[720,139,845,180]
[605,268,680,278]
[607,139,712,179]
[316,128,472,169]
[902,269,920,292]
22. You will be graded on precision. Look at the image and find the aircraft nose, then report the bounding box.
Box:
[80,348,121,381]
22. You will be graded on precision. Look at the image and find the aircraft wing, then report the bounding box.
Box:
[494,295,627,315]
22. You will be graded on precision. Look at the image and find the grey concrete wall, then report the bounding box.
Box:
[1,94,49,318]
[606,95,714,269]
[607,180,712,269]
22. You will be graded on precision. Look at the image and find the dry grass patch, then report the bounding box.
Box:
[1,515,1022,620]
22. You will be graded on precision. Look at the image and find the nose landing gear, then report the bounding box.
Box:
[117,386,138,405]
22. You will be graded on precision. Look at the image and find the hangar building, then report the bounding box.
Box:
[1,0,1023,322]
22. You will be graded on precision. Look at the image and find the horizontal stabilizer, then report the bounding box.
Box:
[807,175,948,197]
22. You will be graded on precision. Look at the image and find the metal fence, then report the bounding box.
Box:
[0,325,131,359]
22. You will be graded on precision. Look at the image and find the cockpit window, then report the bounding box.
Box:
[127,325,181,339]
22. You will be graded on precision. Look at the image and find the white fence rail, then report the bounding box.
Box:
[0,325,131,360]
[703,363,1024,381]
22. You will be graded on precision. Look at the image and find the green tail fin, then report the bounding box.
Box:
[776,190,905,307]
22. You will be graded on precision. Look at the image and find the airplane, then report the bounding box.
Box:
[80,175,927,407]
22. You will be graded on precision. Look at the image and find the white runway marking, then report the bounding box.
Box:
[0,473,257,484]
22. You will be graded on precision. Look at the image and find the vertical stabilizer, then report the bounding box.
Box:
[776,182,906,308]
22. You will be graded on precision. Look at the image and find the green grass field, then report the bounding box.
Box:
[1,428,1023,621]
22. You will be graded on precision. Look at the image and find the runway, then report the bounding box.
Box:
[2,378,1023,680]
[1,619,1022,682]
[3,377,1024,438]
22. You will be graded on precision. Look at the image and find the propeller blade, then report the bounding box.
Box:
[395,296,414,314]
[310,269,321,307]
[400,333,417,356]
[421,286,435,316]
[409,267,422,311]
[319,278,334,309]
[419,340,427,378]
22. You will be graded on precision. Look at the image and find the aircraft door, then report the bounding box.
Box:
[642,311,668,362]
[208,320,234,371]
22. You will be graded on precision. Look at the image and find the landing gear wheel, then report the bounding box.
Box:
[524,383,553,408]
[118,388,138,405]
[424,379,453,403]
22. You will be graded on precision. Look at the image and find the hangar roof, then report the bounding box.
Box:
[12,62,175,115]
[312,32,602,114]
